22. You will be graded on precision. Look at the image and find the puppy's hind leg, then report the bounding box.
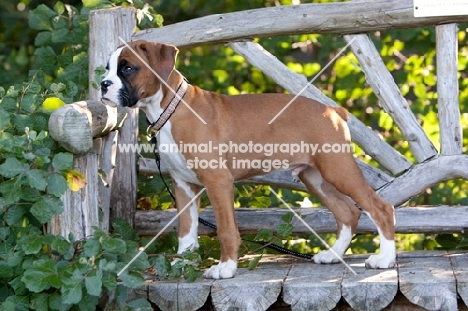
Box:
[316,154,396,269]
[299,166,361,264]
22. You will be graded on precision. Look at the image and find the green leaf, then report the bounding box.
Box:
[84,238,101,257]
[28,4,56,31]
[112,217,138,241]
[30,196,63,223]
[30,293,49,311]
[21,263,53,293]
[101,237,127,254]
[85,275,102,297]
[183,265,203,283]
[61,270,83,305]
[0,261,14,278]
[46,173,68,197]
[4,205,24,225]
[153,255,171,277]
[255,228,273,241]
[82,0,104,9]
[25,169,48,191]
[0,109,10,130]
[276,223,293,237]
[0,158,26,178]
[52,152,73,171]
[281,211,294,224]
[18,235,43,255]
[248,254,263,270]
[119,270,145,289]
[50,235,71,255]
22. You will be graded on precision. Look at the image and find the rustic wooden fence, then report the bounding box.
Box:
[47,0,468,309]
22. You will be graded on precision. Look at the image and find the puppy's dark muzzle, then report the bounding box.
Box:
[101,80,113,95]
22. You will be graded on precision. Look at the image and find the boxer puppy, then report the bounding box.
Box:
[101,40,395,279]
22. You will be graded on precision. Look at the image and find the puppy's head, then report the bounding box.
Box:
[100,40,178,107]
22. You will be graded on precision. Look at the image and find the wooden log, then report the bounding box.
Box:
[436,23,462,156]
[344,34,437,162]
[398,251,458,311]
[210,262,289,311]
[283,262,344,311]
[133,0,468,49]
[138,156,394,192]
[134,206,468,237]
[377,155,468,206]
[448,252,468,308]
[228,41,411,175]
[48,100,125,154]
[341,257,398,311]
[148,278,212,311]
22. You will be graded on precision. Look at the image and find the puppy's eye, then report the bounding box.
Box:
[122,66,134,74]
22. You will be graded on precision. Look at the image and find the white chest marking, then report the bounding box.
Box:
[139,89,201,185]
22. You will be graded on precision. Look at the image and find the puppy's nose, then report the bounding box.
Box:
[101,80,113,95]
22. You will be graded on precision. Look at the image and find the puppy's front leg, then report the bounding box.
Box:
[202,173,241,279]
[173,180,202,253]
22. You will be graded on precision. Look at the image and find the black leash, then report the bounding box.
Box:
[148,132,313,260]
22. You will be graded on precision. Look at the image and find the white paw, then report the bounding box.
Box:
[314,249,342,264]
[365,253,395,269]
[203,259,237,279]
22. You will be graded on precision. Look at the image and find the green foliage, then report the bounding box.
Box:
[0,0,163,309]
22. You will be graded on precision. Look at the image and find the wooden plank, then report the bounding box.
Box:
[133,0,468,49]
[210,262,290,311]
[398,251,458,311]
[341,257,398,311]
[228,40,411,175]
[377,155,468,206]
[138,156,394,192]
[448,251,468,308]
[344,34,437,163]
[283,262,344,311]
[148,278,213,311]
[135,206,468,237]
[436,23,463,155]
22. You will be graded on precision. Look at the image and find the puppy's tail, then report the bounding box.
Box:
[334,107,349,122]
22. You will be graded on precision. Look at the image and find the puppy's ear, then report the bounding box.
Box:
[136,41,179,82]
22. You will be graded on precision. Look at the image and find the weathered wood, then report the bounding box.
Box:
[138,156,394,192]
[377,155,468,206]
[344,34,437,163]
[398,251,458,311]
[89,7,136,100]
[210,262,289,311]
[437,23,462,156]
[134,206,468,237]
[341,257,398,311]
[133,0,468,49]
[97,131,118,232]
[148,278,213,311]
[48,100,125,154]
[228,40,411,175]
[283,262,344,311]
[88,7,139,227]
[449,251,468,308]
[110,107,139,226]
[48,150,100,240]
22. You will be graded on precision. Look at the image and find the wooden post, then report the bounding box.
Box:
[88,7,138,226]
[436,23,462,155]
[344,34,437,162]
